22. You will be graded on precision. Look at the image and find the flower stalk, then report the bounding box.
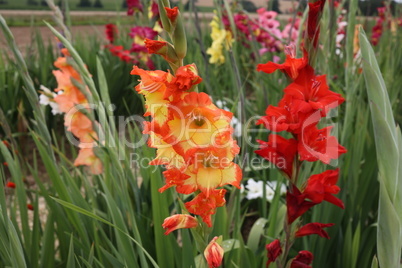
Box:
[132,2,242,267]
[256,1,346,266]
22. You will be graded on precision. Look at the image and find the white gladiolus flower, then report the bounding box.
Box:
[39,85,63,115]
[243,179,286,202]
[245,179,264,200]
[39,93,51,106]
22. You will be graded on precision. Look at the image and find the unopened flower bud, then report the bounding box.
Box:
[165,7,179,23]
[145,38,168,55]
[162,214,198,235]
[204,236,224,268]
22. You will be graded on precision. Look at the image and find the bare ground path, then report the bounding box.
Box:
[0,10,291,50]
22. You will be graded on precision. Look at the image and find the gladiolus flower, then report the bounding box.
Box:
[307,0,326,48]
[266,239,282,267]
[295,222,335,239]
[106,44,135,63]
[286,185,316,224]
[164,64,202,99]
[126,0,143,15]
[130,26,158,54]
[298,126,347,164]
[105,24,117,44]
[132,64,241,228]
[170,64,202,90]
[165,7,179,23]
[283,65,345,116]
[303,169,345,209]
[74,148,103,175]
[185,189,226,227]
[255,135,298,178]
[3,162,8,167]
[149,1,159,19]
[144,39,168,55]
[167,92,233,154]
[27,204,34,211]
[6,182,16,189]
[49,49,103,174]
[207,14,233,65]
[204,236,224,268]
[257,95,320,134]
[257,51,308,80]
[290,250,314,268]
[162,214,198,235]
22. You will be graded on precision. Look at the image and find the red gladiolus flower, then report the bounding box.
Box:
[27,204,34,211]
[144,39,168,55]
[286,185,316,224]
[266,239,282,267]
[185,189,226,228]
[290,250,314,268]
[295,222,335,239]
[307,0,326,48]
[162,214,198,235]
[204,236,224,268]
[257,95,320,134]
[6,182,16,189]
[105,24,117,44]
[165,7,179,23]
[303,169,345,209]
[3,162,8,167]
[257,51,308,80]
[283,65,344,116]
[106,44,135,63]
[298,126,347,164]
[255,135,298,178]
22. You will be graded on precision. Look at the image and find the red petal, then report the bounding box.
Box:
[295,222,335,239]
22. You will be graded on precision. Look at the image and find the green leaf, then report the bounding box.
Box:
[51,197,160,268]
[360,27,402,268]
[371,255,378,268]
[246,218,267,253]
[222,239,241,253]
[67,234,76,268]
[377,182,401,268]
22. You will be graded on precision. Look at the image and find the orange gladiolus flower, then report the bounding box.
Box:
[144,38,168,54]
[162,214,198,235]
[164,64,202,99]
[74,148,103,175]
[49,49,103,174]
[131,65,242,227]
[185,189,226,227]
[204,236,224,268]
